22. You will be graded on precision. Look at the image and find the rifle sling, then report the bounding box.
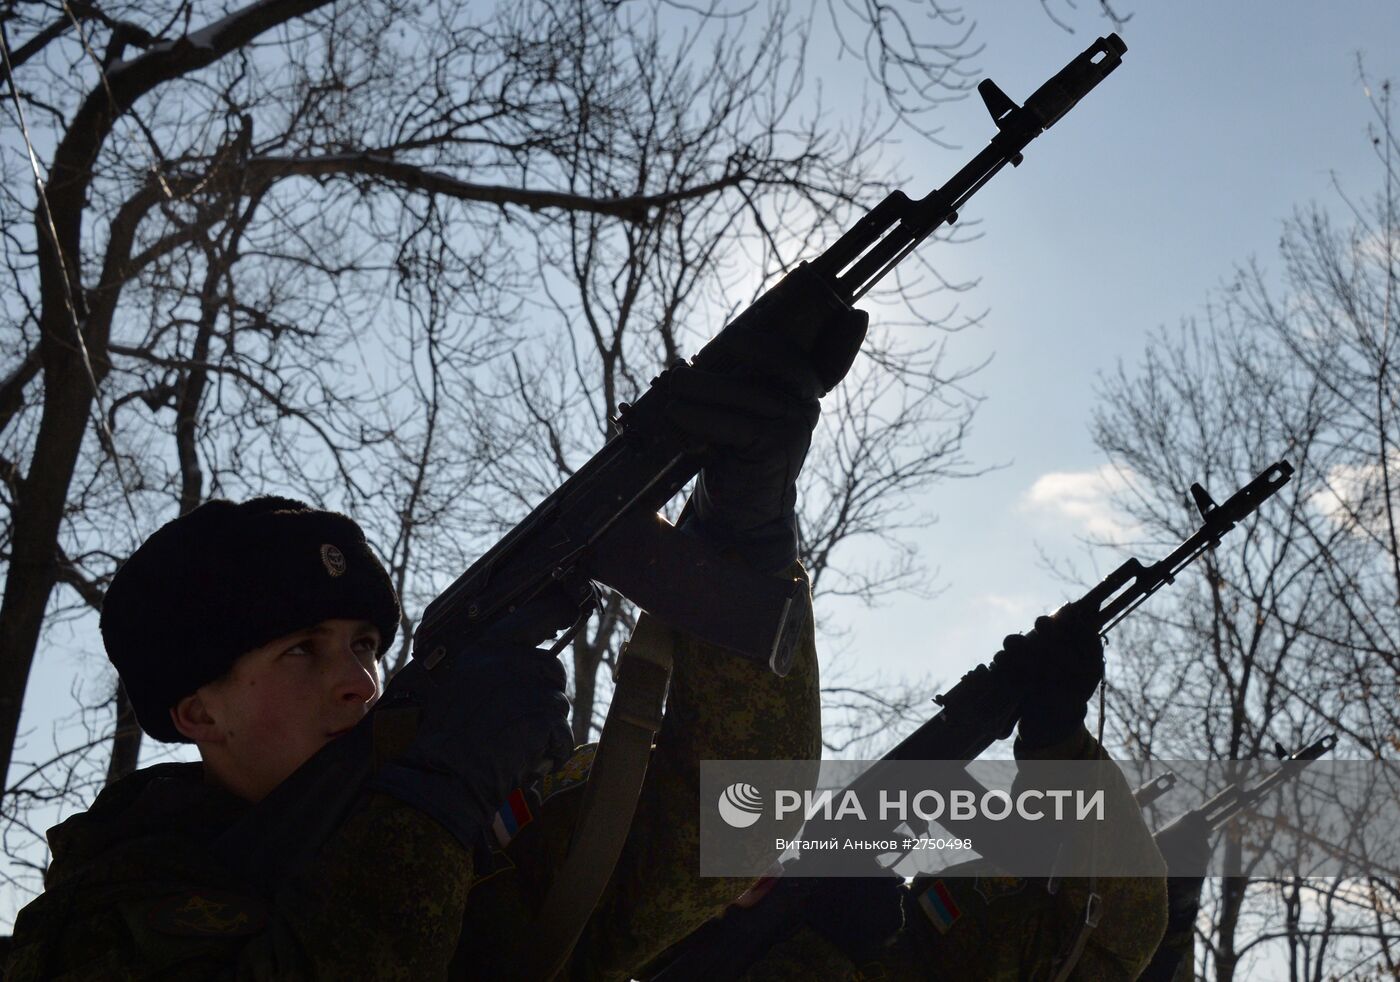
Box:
[519,633,673,981]
[1046,686,1108,982]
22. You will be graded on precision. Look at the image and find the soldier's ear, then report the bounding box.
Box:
[171,692,222,743]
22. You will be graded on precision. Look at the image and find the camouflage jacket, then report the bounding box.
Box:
[6,567,821,981]
[453,573,821,980]
[5,776,471,980]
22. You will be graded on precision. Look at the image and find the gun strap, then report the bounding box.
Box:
[519,625,674,981]
[1047,684,1108,982]
[1047,884,1102,982]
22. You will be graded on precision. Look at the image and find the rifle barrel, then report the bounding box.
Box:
[812,34,1127,303]
[1081,460,1294,635]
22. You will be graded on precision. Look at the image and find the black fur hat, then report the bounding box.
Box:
[101,497,400,743]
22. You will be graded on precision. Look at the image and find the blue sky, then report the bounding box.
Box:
[822,2,1400,700]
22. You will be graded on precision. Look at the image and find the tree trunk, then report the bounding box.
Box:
[1215,870,1247,982]
[0,0,336,790]
[570,590,629,744]
[0,361,100,788]
[572,633,604,746]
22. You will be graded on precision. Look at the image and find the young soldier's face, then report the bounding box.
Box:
[176,618,382,801]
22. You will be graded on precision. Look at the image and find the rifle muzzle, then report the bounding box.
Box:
[1024,33,1127,131]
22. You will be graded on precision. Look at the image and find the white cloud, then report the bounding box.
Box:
[1020,465,1138,540]
[977,593,1034,617]
[1310,453,1400,538]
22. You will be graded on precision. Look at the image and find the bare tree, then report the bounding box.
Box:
[1088,77,1400,981]
[0,0,999,916]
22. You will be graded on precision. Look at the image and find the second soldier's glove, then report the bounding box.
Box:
[994,605,1104,750]
[1139,811,1213,981]
[1155,808,1213,879]
[367,644,573,852]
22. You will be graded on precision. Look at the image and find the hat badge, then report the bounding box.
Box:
[320,544,347,578]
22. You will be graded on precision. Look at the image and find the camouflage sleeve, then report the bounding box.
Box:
[870,727,1168,982]
[6,794,472,981]
[1016,727,1170,981]
[569,562,822,980]
[1137,876,1202,982]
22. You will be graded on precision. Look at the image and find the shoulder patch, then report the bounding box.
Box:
[491,787,535,848]
[488,745,598,849]
[145,890,267,937]
[536,743,597,804]
[917,879,963,934]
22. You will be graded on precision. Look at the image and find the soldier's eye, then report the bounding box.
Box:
[282,643,312,657]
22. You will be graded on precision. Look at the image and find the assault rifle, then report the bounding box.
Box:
[1138,734,1337,982]
[411,32,1130,677]
[1136,732,1335,831]
[1156,733,1337,850]
[214,32,1127,890]
[644,460,1296,981]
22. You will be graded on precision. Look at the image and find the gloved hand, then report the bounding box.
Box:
[1139,812,1212,982]
[994,604,1104,750]
[1156,809,1213,879]
[366,644,574,852]
[665,308,868,572]
[666,362,816,572]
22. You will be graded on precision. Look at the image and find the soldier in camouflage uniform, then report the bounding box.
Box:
[731,736,1167,981]
[1137,812,1212,982]
[3,557,822,981]
[5,310,861,980]
[451,569,821,979]
[656,614,1170,982]
[5,496,575,980]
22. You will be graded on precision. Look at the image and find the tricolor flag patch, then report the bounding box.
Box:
[491,788,534,847]
[917,879,963,933]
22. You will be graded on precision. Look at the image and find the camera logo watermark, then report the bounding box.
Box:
[702,758,1400,878]
[717,782,765,828]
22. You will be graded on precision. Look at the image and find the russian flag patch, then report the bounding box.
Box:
[491,788,534,847]
[918,879,963,933]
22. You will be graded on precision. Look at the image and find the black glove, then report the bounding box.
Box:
[666,362,816,571]
[366,644,574,852]
[665,308,867,571]
[994,605,1104,750]
[1140,813,1212,982]
[1156,809,1213,879]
